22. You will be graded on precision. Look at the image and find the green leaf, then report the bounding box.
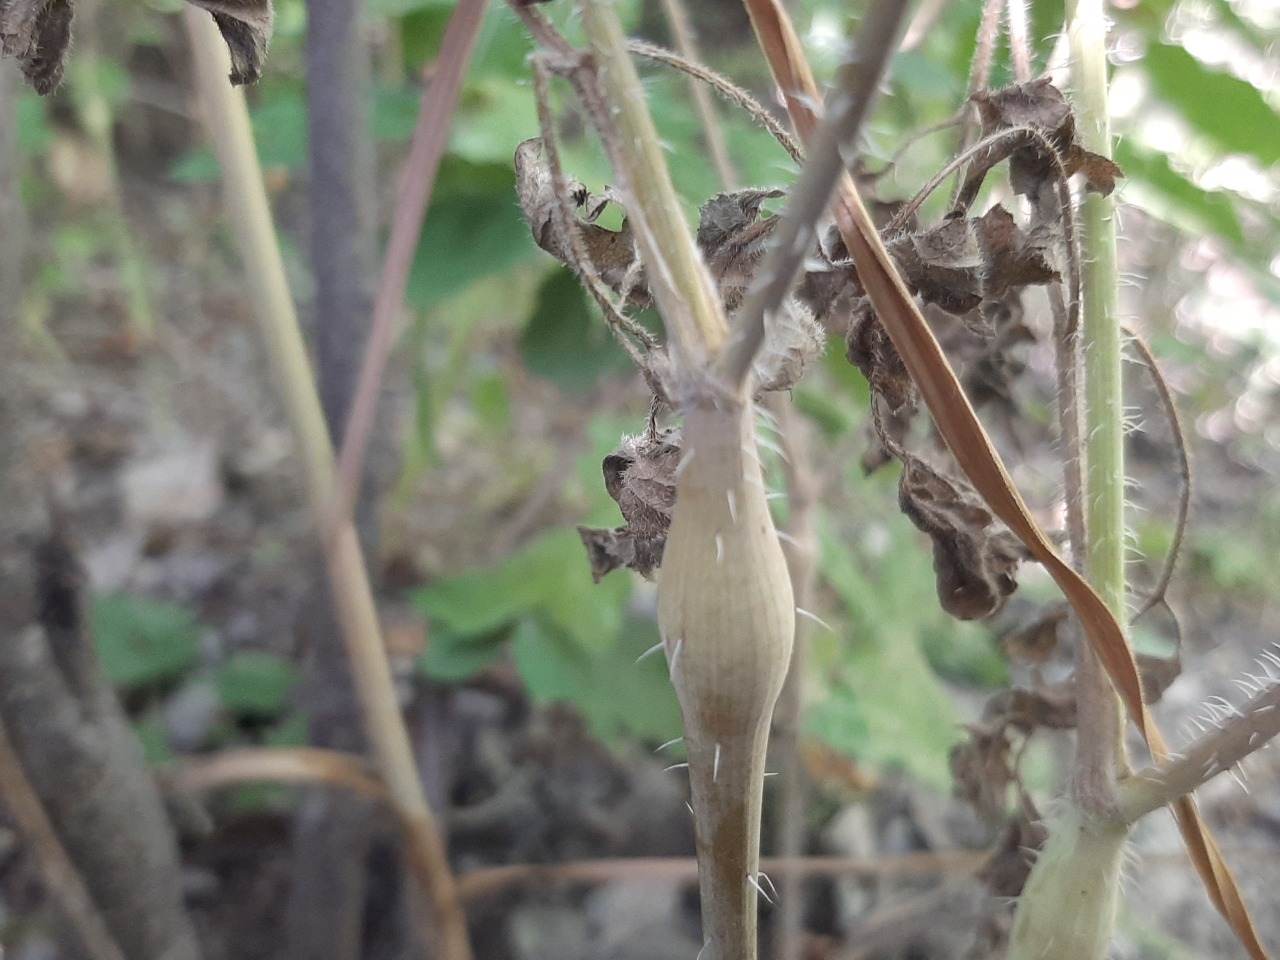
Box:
[806,623,958,791]
[1143,43,1280,166]
[520,271,635,394]
[406,187,538,310]
[133,707,175,766]
[92,594,200,690]
[418,625,508,682]
[512,618,682,745]
[413,529,631,652]
[216,652,299,716]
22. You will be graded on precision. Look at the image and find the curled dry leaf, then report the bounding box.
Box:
[515,138,647,303]
[515,141,825,394]
[578,427,680,580]
[184,0,274,85]
[956,78,1123,209]
[898,457,1023,621]
[979,814,1048,899]
[0,0,72,94]
[1,0,271,91]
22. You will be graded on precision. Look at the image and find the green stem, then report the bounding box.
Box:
[578,0,729,370]
[1069,0,1129,797]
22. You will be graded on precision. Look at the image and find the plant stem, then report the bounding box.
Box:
[1068,0,1129,803]
[656,0,737,190]
[578,0,728,370]
[1120,680,1280,822]
[334,0,488,521]
[182,13,472,959]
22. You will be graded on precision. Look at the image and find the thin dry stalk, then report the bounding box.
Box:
[455,850,987,901]
[656,0,737,189]
[335,0,489,521]
[182,12,471,960]
[169,747,387,799]
[0,720,127,960]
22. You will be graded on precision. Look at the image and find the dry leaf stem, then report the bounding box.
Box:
[656,0,737,189]
[183,12,472,960]
[334,0,489,520]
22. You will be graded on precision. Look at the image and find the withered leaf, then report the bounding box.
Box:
[582,427,681,580]
[514,139,647,303]
[956,79,1124,208]
[885,206,1059,318]
[578,526,664,582]
[888,216,985,315]
[979,815,1048,899]
[695,189,826,390]
[185,0,275,86]
[950,726,1015,822]
[847,299,913,414]
[898,458,1021,621]
[1,0,73,95]
[974,204,1059,299]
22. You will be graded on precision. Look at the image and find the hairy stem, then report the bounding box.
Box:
[1120,680,1280,821]
[579,0,728,369]
[1068,0,1129,806]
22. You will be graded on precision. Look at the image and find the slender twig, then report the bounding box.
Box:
[1006,0,1033,82]
[183,13,472,960]
[455,850,988,901]
[627,40,804,167]
[656,0,738,189]
[950,0,1004,206]
[168,747,388,799]
[0,718,127,960]
[334,0,489,523]
[1124,330,1191,621]
[718,0,913,391]
[1119,680,1280,822]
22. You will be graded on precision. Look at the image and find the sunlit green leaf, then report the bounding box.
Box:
[512,617,682,745]
[1143,43,1280,166]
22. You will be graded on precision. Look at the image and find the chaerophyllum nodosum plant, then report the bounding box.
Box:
[511,0,1280,957]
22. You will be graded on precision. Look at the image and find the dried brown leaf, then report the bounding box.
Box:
[185,0,274,85]
[515,138,646,300]
[957,79,1123,208]
[581,427,680,579]
[1,0,72,94]
[898,458,1020,621]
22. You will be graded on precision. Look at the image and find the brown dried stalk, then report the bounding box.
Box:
[183,13,471,959]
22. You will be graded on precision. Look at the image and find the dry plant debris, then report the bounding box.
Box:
[0,0,273,92]
[518,76,1125,612]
